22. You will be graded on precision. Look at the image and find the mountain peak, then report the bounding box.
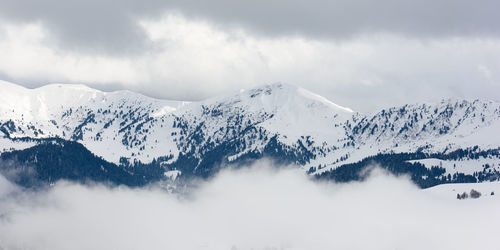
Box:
[234,83,354,114]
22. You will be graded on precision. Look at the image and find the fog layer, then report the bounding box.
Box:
[0,166,499,250]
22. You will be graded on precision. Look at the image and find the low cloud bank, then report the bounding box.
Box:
[0,165,499,250]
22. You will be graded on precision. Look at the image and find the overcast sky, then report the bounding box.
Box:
[0,0,499,112]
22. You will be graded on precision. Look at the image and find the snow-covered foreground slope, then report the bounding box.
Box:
[424,181,500,200]
[0,79,499,186]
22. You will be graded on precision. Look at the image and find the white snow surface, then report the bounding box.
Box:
[424,181,500,200]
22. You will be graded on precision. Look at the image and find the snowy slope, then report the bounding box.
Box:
[172,84,354,166]
[312,99,500,171]
[0,80,187,163]
[0,81,354,166]
[1,80,499,181]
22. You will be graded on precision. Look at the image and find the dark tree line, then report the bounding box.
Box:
[0,139,164,188]
[1,136,498,189]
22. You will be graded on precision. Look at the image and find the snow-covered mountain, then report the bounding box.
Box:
[1,80,499,187]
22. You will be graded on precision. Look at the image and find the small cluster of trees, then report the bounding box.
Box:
[457,189,482,200]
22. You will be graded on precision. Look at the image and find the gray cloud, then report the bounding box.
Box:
[174,0,500,38]
[0,0,499,55]
[0,0,499,112]
[1,15,499,112]
[0,0,155,55]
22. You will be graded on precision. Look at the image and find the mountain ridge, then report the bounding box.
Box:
[1,80,499,187]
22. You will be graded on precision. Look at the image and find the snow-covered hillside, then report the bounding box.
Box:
[0,81,354,165]
[1,80,499,184]
[0,80,186,163]
[321,99,500,172]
